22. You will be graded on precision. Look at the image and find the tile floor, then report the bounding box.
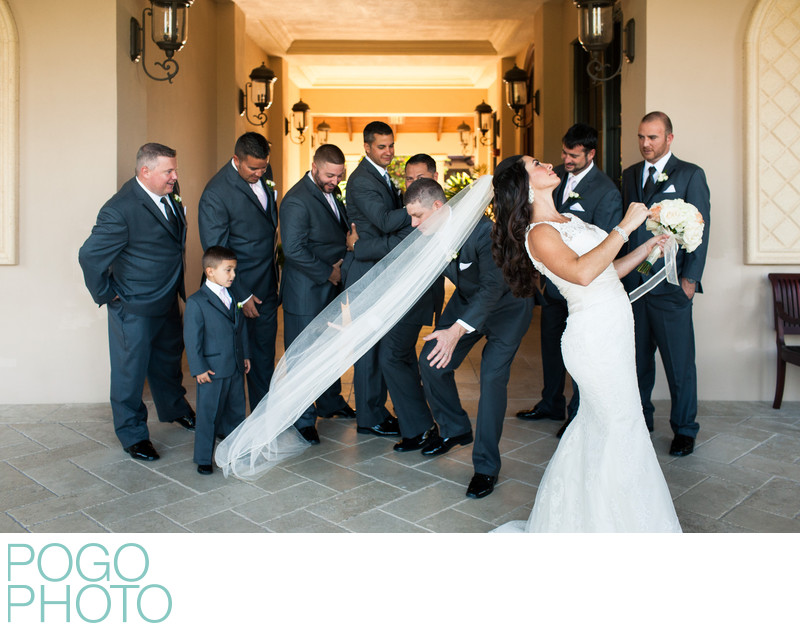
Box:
[2,310,800,533]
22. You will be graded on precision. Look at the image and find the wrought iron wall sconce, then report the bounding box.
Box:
[239,63,277,127]
[573,0,635,82]
[130,1,193,83]
[315,120,331,145]
[285,99,310,144]
[474,101,495,146]
[457,121,472,154]
[502,64,540,129]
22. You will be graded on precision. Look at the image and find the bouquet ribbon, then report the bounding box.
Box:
[629,235,678,304]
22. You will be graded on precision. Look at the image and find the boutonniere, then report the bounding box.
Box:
[236,302,244,311]
[568,191,582,200]
[263,179,276,192]
[172,194,182,205]
[448,250,459,261]
[657,172,669,183]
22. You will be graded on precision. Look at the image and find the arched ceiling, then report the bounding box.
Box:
[231,0,546,89]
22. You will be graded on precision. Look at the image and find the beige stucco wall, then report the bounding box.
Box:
[0,0,797,404]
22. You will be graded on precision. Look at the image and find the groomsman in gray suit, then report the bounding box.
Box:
[79,143,195,461]
[198,132,279,410]
[409,179,534,499]
[516,123,622,438]
[279,144,356,445]
[343,122,441,450]
[622,111,711,457]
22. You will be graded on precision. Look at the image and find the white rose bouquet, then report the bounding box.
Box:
[637,198,705,274]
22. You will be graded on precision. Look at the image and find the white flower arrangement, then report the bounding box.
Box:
[568,191,582,200]
[656,172,669,183]
[263,179,276,191]
[638,198,705,274]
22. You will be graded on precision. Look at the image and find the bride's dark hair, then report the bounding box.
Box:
[491,156,538,298]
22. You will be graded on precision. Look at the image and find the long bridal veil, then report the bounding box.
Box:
[215,175,494,480]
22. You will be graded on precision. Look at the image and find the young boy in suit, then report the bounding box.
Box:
[184,246,251,474]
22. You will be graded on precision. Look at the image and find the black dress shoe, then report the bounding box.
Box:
[124,439,160,461]
[421,431,473,456]
[669,435,695,457]
[556,419,572,438]
[516,407,565,422]
[197,463,213,475]
[298,426,320,444]
[357,417,400,436]
[162,414,196,431]
[393,425,439,452]
[466,473,497,499]
[319,403,356,419]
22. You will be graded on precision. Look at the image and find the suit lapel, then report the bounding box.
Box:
[201,284,234,320]
[135,185,181,242]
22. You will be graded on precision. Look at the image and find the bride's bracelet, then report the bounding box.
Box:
[612,225,629,242]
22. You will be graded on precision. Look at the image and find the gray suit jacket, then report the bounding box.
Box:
[183,284,249,379]
[621,154,711,294]
[343,158,440,325]
[279,173,349,316]
[198,162,279,302]
[78,177,186,317]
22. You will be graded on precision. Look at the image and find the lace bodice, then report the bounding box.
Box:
[525,214,626,313]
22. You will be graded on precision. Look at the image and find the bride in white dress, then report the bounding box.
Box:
[490,155,681,533]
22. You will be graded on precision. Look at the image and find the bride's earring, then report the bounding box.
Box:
[528,186,535,204]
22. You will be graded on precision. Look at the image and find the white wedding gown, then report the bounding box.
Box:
[494,215,681,533]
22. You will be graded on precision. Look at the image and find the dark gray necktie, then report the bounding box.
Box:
[161,196,178,229]
[643,165,657,198]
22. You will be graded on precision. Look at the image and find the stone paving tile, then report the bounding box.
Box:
[0,482,55,512]
[187,510,267,533]
[677,509,750,533]
[21,460,112,496]
[748,434,800,463]
[249,466,307,493]
[86,459,176,494]
[455,480,535,524]
[234,480,338,524]
[46,403,114,422]
[159,484,267,525]
[660,463,708,499]
[350,456,440,492]
[155,460,232,493]
[418,508,495,533]
[503,436,558,467]
[68,420,120,448]
[8,483,125,527]
[739,478,800,518]
[107,511,190,533]
[0,404,64,423]
[741,418,800,436]
[84,483,197,525]
[381,480,469,522]
[6,439,103,471]
[498,458,547,489]
[265,510,348,533]
[722,505,800,533]
[316,420,361,446]
[0,435,47,461]
[11,422,89,449]
[340,509,428,533]
[29,512,109,533]
[691,434,763,464]
[0,512,27,533]
[413,456,476,487]
[285,457,372,492]
[306,480,406,523]
[320,437,396,468]
[672,477,754,520]
[669,455,773,490]
[733,453,800,482]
